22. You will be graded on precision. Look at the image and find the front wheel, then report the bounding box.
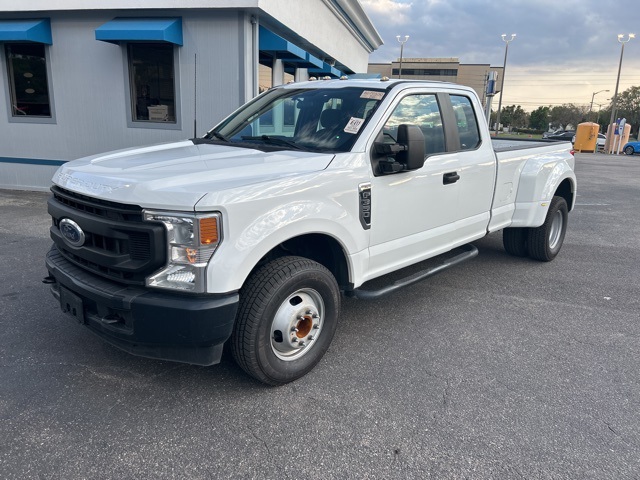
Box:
[231,256,340,385]
[527,196,568,262]
[624,146,634,156]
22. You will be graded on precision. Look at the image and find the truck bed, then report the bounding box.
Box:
[492,137,568,152]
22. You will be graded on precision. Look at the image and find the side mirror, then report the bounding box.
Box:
[396,124,425,170]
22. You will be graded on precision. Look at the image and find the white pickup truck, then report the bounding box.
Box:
[45,79,576,385]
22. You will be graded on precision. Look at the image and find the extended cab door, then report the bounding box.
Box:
[441,93,496,240]
[365,89,495,280]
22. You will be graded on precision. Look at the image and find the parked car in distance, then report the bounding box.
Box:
[542,129,564,139]
[622,140,640,155]
[545,131,575,141]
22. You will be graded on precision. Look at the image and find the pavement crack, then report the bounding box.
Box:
[602,419,631,446]
[251,430,273,457]
[442,379,452,409]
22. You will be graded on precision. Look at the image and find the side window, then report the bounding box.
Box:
[382,94,446,155]
[5,43,52,118]
[128,43,176,123]
[450,95,481,150]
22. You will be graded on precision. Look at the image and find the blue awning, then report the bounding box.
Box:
[302,52,323,69]
[309,62,343,78]
[259,27,323,70]
[0,19,52,44]
[95,18,182,45]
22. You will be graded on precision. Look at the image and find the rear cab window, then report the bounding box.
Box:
[450,95,481,150]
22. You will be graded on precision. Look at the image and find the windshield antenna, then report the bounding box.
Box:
[193,53,197,138]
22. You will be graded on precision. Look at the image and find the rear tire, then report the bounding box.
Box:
[231,256,340,385]
[527,196,568,262]
[503,227,528,257]
[624,146,634,156]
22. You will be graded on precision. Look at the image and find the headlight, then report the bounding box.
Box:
[143,211,222,292]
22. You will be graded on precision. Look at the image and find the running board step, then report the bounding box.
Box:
[346,244,478,300]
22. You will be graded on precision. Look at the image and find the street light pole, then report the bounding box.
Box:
[396,35,409,79]
[589,89,609,115]
[608,33,635,142]
[494,33,516,135]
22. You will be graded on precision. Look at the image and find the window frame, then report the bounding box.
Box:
[122,42,181,130]
[441,93,483,153]
[2,41,56,124]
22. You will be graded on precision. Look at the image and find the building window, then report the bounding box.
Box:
[5,43,51,117]
[392,68,457,77]
[128,43,176,123]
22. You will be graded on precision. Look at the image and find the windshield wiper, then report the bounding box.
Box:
[208,131,230,142]
[242,135,310,151]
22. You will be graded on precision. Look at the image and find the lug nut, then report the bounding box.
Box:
[291,327,299,332]
[313,324,320,329]
[312,313,319,319]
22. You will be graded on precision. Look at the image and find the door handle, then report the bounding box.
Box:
[443,172,460,184]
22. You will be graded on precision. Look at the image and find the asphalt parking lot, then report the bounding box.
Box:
[1,152,639,479]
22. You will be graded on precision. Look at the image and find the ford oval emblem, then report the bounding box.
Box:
[59,218,86,247]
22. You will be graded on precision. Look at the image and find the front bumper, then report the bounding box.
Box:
[45,247,238,366]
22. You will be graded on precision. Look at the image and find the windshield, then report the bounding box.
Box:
[205,86,386,153]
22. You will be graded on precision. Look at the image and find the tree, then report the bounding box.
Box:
[549,104,587,130]
[499,105,528,128]
[529,106,550,131]
[613,86,640,136]
[596,105,611,133]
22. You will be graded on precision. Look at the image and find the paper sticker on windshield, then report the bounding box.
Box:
[344,117,365,134]
[360,90,384,100]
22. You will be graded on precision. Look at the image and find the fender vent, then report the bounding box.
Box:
[359,183,371,230]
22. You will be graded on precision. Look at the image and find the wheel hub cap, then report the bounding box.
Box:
[271,289,324,361]
[549,210,564,250]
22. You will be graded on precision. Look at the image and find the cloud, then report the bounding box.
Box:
[360,0,640,110]
[360,0,413,26]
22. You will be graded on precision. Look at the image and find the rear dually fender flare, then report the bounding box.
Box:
[510,156,576,228]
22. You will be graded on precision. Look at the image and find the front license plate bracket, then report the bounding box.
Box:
[60,286,85,324]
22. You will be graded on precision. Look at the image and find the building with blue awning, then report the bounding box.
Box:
[0,1,382,190]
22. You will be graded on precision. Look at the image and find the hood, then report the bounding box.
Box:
[52,140,334,209]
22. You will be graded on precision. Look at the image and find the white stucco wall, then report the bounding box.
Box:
[0,11,248,162]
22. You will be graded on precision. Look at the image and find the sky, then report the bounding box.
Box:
[360,0,640,112]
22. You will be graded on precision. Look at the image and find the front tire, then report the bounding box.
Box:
[231,256,340,385]
[624,146,634,156]
[527,196,568,262]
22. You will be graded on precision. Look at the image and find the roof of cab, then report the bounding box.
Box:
[277,78,475,94]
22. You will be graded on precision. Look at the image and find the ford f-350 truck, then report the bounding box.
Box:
[45,79,576,385]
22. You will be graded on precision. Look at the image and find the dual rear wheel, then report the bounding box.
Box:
[503,196,568,262]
